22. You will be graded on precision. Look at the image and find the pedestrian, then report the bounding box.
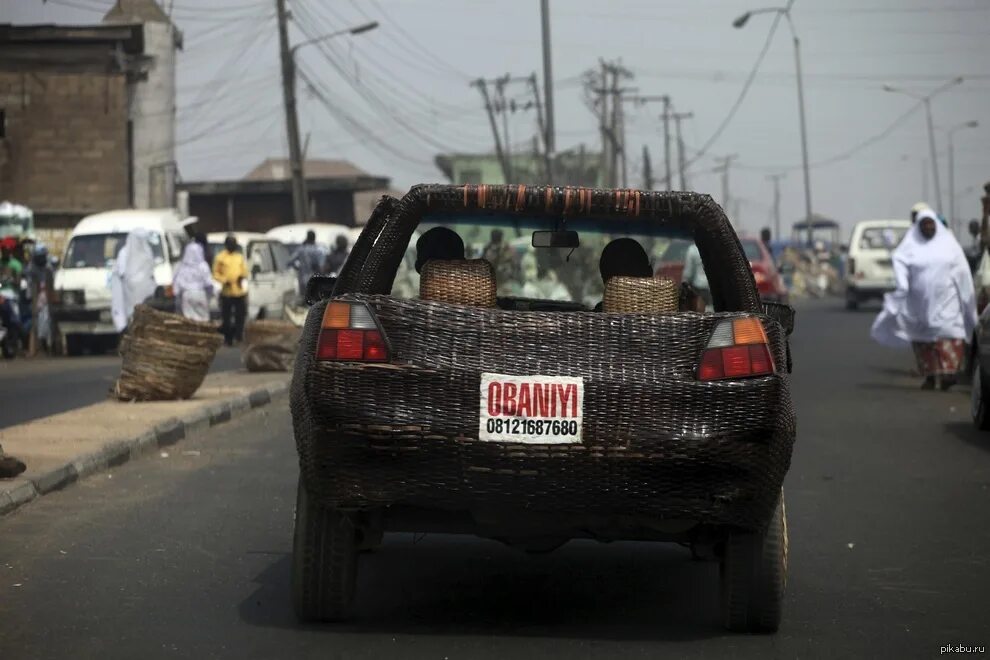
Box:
[172,242,214,322]
[213,234,249,346]
[482,229,518,283]
[290,230,324,297]
[871,209,977,390]
[323,234,349,276]
[24,243,55,353]
[110,228,157,333]
[682,242,712,310]
[0,237,23,284]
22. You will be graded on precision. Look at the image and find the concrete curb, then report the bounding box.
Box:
[0,379,289,517]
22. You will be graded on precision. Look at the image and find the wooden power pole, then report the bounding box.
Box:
[276,0,308,222]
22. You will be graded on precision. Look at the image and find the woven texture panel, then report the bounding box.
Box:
[115,305,222,401]
[419,259,497,308]
[602,276,678,313]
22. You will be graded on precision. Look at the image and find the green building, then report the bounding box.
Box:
[435,146,603,187]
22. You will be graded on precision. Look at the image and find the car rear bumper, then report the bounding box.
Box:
[51,306,116,335]
[847,283,894,299]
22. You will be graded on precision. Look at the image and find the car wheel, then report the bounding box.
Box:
[971,360,990,431]
[845,293,859,311]
[291,478,358,622]
[64,334,85,357]
[720,491,787,633]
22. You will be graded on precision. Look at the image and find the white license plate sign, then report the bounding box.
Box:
[478,373,584,444]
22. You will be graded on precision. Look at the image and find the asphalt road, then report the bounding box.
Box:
[0,347,244,429]
[2,299,989,659]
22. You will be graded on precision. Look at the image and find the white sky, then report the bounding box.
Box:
[5,0,990,238]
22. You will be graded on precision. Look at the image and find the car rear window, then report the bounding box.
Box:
[859,226,906,250]
[740,239,764,262]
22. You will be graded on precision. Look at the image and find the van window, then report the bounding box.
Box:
[63,233,165,269]
[249,242,275,273]
[859,226,906,251]
[271,242,291,271]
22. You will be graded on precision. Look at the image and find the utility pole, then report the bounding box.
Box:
[472,79,510,182]
[661,97,672,190]
[642,145,653,189]
[528,73,552,184]
[670,110,693,190]
[540,0,555,183]
[767,173,786,242]
[495,75,513,182]
[276,0,307,222]
[713,154,739,214]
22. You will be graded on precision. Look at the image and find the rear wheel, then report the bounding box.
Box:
[844,290,859,310]
[971,359,990,430]
[64,333,85,357]
[720,492,787,633]
[291,478,359,622]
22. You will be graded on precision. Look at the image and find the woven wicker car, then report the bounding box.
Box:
[290,184,797,632]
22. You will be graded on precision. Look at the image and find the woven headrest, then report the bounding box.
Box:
[420,259,497,308]
[602,276,678,313]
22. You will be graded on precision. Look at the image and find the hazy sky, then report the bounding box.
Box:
[5,0,990,237]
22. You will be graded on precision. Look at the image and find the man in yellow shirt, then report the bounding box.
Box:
[212,235,249,346]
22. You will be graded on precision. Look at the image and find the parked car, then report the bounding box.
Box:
[290,184,797,633]
[53,209,195,355]
[844,219,911,310]
[739,236,788,303]
[205,232,296,320]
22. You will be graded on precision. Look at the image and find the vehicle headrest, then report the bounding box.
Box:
[602,275,678,313]
[420,259,497,308]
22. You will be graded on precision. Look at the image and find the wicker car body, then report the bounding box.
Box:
[291,184,796,544]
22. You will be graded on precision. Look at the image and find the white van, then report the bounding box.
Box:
[53,209,195,354]
[265,222,352,257]
[205,232,297,320]
[845,219,911,310]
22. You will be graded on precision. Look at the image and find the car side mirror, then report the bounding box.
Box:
[762,300,795,336]
[306,274,337,306]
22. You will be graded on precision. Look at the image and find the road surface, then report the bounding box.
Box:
[0,347,244,429]
[1,299,988,659]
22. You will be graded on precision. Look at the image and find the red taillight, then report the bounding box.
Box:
[315,302,390,362]
[697,317,775,381]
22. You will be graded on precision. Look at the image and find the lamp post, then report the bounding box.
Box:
[733,3,813,247]
[882,77,964,216]
[276,3,378,223]
[944,120,978,233]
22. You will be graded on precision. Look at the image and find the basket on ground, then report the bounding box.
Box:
[243,319,301,372]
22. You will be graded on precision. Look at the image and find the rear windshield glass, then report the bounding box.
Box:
[388,214,704,307]
[859,226,906,250]
[740,239,764,262]
[63,233,165,269]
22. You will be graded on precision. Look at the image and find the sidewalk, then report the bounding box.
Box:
[0,369,291,516]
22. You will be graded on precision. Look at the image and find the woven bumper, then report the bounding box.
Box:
[292,296,796,530]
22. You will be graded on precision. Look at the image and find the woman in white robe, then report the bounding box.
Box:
[172,242,214,322]
[871,209,977,389]
[110,229,157,332]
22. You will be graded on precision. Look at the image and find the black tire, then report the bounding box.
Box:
[845,293,859,311]
[64,333,85,357]
[972,359,990,431]
[291,478,359,622]
[720,492,787,633]
[1,330,18,359]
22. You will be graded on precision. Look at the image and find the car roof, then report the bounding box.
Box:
[73,209,188,235]
[206,231,270,244]
[852,219,911,229]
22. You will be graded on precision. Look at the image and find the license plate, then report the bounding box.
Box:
[479,373,584,444]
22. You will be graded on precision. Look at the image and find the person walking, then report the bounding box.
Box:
[172,242,214,322]
[323,234,349,276]
[110,228,157,333]
[290,230,324,298]
[212,235,249,346]
[871,209,977,390]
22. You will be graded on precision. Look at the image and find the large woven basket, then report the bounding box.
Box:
[243,319,301,372]
[602,276,678,313]
[114,305,223,401]
[420,259,497,307]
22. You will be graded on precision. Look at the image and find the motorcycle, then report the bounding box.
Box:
[0,284,21,359]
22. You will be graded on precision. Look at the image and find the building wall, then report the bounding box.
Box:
[131,21,177,209]
[0,69,130,226]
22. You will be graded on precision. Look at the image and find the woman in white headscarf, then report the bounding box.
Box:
[172,242,214,322]
[871,209,977,389]
[110,228,157,332]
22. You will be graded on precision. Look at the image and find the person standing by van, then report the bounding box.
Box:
[213,235,248,345]
[110,228,157,332]
[290,230,324,297]
[172,243,214,322]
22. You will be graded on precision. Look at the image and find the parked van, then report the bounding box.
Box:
[205,232,296,319]
[265,223,352,256]
[845,219,911,310]
[53,209,195,354]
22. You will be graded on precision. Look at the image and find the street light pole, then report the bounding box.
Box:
[733,3,813,247]
[946,120,979,231]
[275,0,378,224]
[882,77,964,215]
